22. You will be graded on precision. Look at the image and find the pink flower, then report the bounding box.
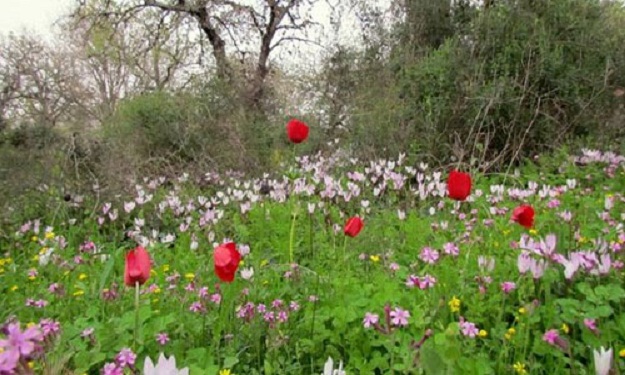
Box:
[405,275,420,288]
[39,319,60,338]
[530,258,547,279]
[390,308,410,327]
[103,363,123,375]
[0,348,19,374]
[277,311,289,323]
[156,333,169,345]
[443,242,459,256]
[419,247,439,264]
[584,318,598,334]
[115,348,136,368]
[210,293,222,305]
[460,321,479,338]
[362,313,379,329]
[189,302,205,313]
[543,329,559,345]
[518,252,532,274]
[419,275,437,289]
[0,323,42,357]
[500,281,516,294]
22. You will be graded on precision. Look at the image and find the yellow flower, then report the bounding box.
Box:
[578,236,588,244]
[478,329,488,338]
[561,323,569,334]
[150,269,158,277]
[184,273,195,280]
[505,327,516,340]
[31,255,39,262]
[0,259,5,266]
[28,276,36,281]
[518,307,527,315]
[152,287,161,294]
[513,362,527,375]
[31,236,39,242]
[10,285,18,292]
[448,296,461,313]
[161,264,170,272]
[239,260,245,266]
[27,361,34,369]
[0,268,4,274]
[45,232,55,240]
[219,370,232,375]
[26,322,36,329]
[529,229,538,236]
[370,255,380,263]
[619,348,625,358]
[78,273,88,281]
[73,290,85,297]
[502,230,510,236]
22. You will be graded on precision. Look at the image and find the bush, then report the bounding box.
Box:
[342,0,625,170]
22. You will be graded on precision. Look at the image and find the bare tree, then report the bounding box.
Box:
[54,9,200,123]
[0,33,82,128]
[71,0,321,110]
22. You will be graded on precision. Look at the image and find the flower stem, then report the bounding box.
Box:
[289,208,297,264]
[134,281,140,351]
[309,212,314,264]
[342,235,348,273]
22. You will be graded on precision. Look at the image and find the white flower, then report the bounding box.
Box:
[240,267,254,280]
[143,353,189,375]
[322,357,345,375]
[593,347,612,375]
[38,247,55,266]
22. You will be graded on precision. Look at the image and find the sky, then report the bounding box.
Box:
[0,0,74,37]
[0,0,394,74]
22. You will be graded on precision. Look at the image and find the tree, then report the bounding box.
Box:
[59,9,200,122]
[0,33,82,128]
[72,0,321,111]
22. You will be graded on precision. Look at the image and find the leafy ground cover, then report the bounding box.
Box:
[1,146,625,374]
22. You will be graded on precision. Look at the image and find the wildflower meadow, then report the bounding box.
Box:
[1,121,625,374]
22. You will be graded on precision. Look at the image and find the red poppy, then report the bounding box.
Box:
[512,204,535,229]
[344,216,364,237]
[214,242,241,282]
[286,119,309,144]
[447,170,472,201]
[124,246,151,287]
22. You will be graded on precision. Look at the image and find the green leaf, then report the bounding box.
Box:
[594,285,625,302]
[98,248,118,292]
[588,305,613,318]
[223,356,239,368]
[421,343,447,375]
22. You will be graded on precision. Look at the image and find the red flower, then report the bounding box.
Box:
[286,119,309,144]
[124,246,151,287]
[214,242,241,283]
[344,216,364,237]
[512,204,535,229]
[447,170,472,201]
